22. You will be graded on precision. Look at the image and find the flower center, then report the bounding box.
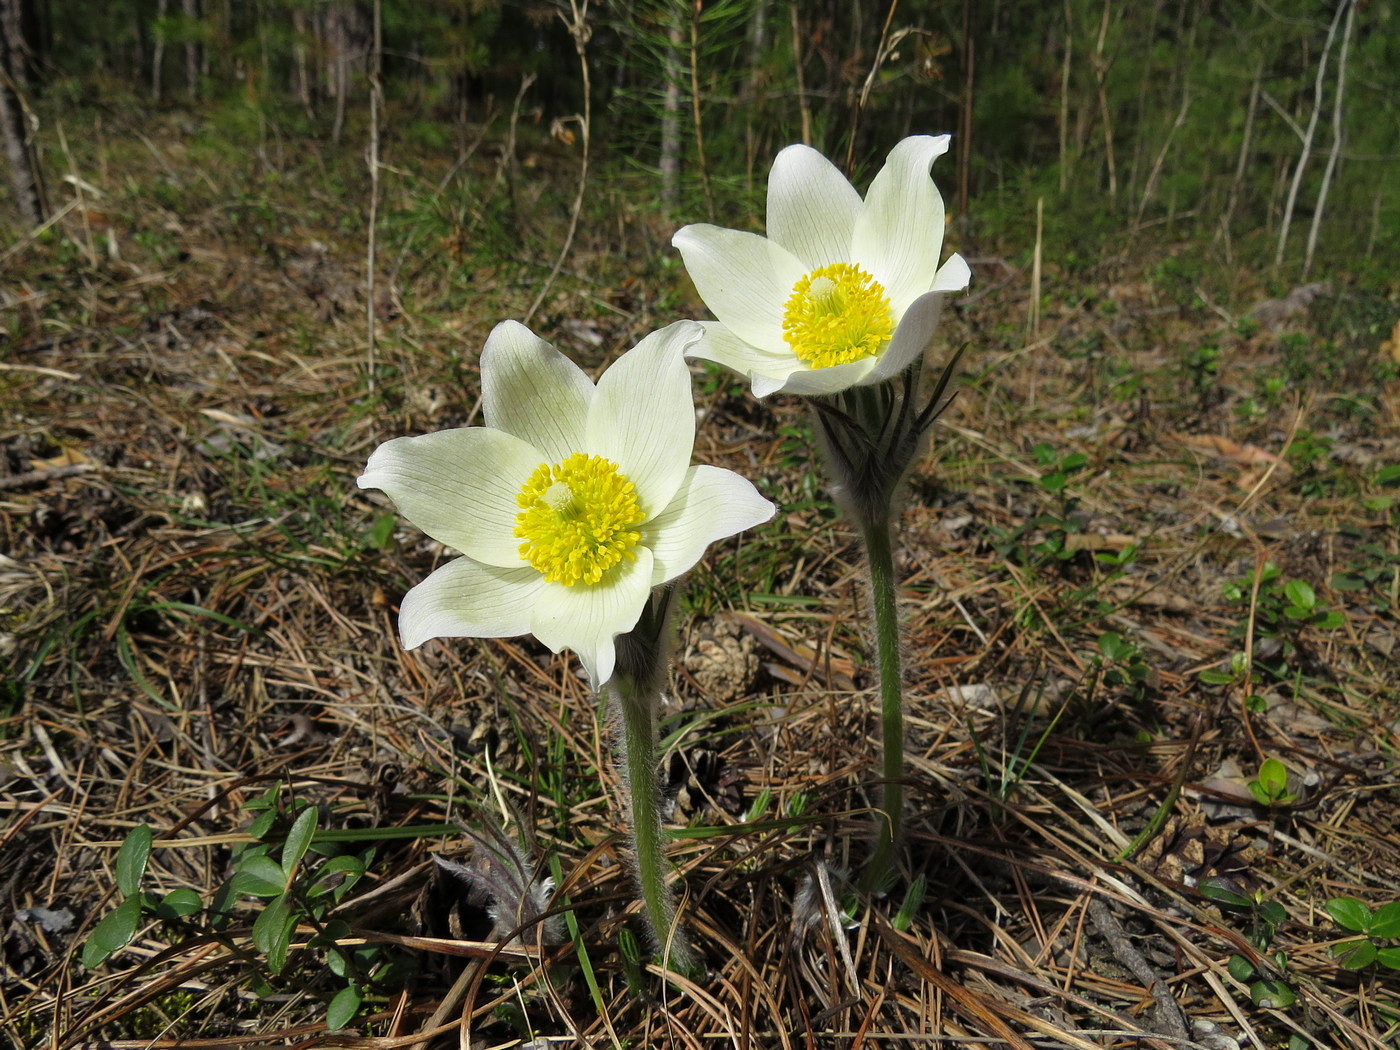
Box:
[514,452,645,586]
[781,262,895,369]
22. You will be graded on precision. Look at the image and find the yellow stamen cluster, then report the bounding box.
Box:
[514,452,644,586]
[781,262,895,369]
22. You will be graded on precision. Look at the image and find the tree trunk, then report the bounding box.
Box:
[658,1,683,217]
[1303,0,1354,279]
[1275,0,1346,267]
[1,0,29,86]
[1057,0,1071,193]
[330,3,349,145]
[0,12,44,227]
[292,5,312,117]
[1217,59,1262,254]
[1091,0,1117,199]
[182,0,200,99]
[152,0,167,101]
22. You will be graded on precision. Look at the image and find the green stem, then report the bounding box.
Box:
[611,673,697,974]
[859,509,905,888]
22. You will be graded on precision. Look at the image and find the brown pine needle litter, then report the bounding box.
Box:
[3,116,1399,1049]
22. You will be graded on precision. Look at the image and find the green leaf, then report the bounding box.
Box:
[1283,580,1315,611]
[1199,877,1254,909]
[244,786,281,813]
[1250,978,1296,1009]
[230,855,288,898]
[281,805,319,879]
[247,809,279,841]
[1258,758,1289,797]
[1199,668,1238,685]
[893,876,926,932]
[1326,897,1373,932]
[326,985,362,1030]
[116,825,153,898]
[81,896,143,969]
[368,511,397,550]
[252,894,296,975]
[1376,947,1400,970]
[1227,954,1255,982]
[155,888,204,919]
[1368,901,1400,939]
[1332,938,1377,970]
[307,856,366,900]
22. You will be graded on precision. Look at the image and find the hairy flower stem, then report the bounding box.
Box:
[858,509,905,887]
[608,585,698,974]
[811,355,965,892]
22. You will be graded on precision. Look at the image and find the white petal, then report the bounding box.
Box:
[359,428,541,567]
[774,355,879,396]
[851,135,951,316]
[932,252,972,293]
[531,548,655,688]
[399,557,543,649]
[644,465,775,584]
[481,320,592,463]
[684,321,800,399]
[863,289,949,385]
[766,144,862,269]
[672,224,806,351]
[588,322,699,515]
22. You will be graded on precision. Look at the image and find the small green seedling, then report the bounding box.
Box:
[1199,878,1295,1008]
[1096,631,1154,695]
[1248,758,1297,808]
[1326,897,1400,970]
[1280,580,1345,630]
[82,825,203,969]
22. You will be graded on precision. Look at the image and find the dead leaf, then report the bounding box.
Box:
[30,447,94,470]
[1170,431,1288,470]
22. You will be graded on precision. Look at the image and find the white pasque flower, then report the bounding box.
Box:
[358,320,774,688]
[673,135,971,398]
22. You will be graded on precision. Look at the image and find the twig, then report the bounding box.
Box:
[0,361,80,380]
[0,463,97,491]
[524,2,591,326]
[365,0,384,398]
[1087,897,1190,1044]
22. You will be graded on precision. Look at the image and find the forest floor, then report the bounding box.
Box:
[2,105,1400,1050]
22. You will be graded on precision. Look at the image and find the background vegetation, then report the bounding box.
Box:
[2,0,1399,1047]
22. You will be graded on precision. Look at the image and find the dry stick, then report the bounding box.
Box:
[1134,86,1191,229]
[1275,0,1346,268]
[1058,0,1072,194]
[1216,59,1262,264]
[1091,0,1117,199]
[1086,898,1190,1044]
[365,0,383,399]
[958,0,972,222]
[1303,0,1355,279]
[55,122,96,265]
[0,464,97,491]
[844,0,900,176]
[524,1,591,327]
[1027,197,1042,343]
[406,957,485,1050]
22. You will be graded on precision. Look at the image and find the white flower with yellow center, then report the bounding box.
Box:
[358,320,774,688]
[672,135,971,397]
